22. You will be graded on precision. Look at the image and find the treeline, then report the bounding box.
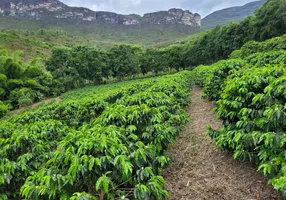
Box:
[46,44,188,91]
[181,0,286,66]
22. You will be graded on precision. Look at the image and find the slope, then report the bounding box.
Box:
[202,0,266,29]
[0,16,200,47]
[0,0,201,46]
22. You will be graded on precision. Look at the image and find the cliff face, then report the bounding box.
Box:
[0,0,201,27]
[144,8,201,26]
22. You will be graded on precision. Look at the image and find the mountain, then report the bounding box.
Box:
[0,0,201,27]
[0,0,201,46]
[202,0,266,29]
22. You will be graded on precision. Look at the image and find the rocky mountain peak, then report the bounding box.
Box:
[0,0,201,27]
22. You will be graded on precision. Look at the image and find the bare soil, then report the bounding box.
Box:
[31,97,61,108]
[163,86,281,200]
[11,97,61,115]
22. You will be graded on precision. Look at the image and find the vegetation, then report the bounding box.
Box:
[0,41,187,117]
[1,0,286,198]
[184,3,286,198]
[0,16,200,47]
[46,44,188,92]
[0,50,62,115]
[0,29,53,61]
[181,0,286,67]
[0,71,191,199]
[191,46,286,197]
[231,33,286,58]
[201,0,266,29]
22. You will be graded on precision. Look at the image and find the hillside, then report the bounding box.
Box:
[0,0,201,46]
[0,27,117,61]
[0,29,53,60]
[202,0,266,29]
[0,28,88,60]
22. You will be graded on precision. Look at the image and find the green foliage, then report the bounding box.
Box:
[192,49,286,195]
[109,44,141,79]
[0,16,200,48]
[244,50,286,68]
[203,59,247,101]
[231,34,286,58]
[46,44,185,93]
[201,0,266,29]
[252,0,286,40]
[0,100,8,117]
[0,71,192,199]
[189,65,214,86]
[180,0,286,68]
[185,19,253,66]
[0,52,58,110]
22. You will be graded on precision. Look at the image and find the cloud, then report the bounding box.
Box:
[182,0,256,16]
[61,0,258,17]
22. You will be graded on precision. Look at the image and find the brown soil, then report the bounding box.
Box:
[163,86,281,200]
[31,97,61,108]
[11,97,61,115]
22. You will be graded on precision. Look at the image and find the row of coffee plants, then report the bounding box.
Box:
[0,71,192,199]
[190,50,286,196]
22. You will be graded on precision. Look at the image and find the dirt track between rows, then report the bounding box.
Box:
[163,86,280,200]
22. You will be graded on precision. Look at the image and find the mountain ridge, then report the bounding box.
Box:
[202,0,266,29]
[0,0,201,27]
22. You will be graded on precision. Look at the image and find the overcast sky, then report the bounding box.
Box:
[60,0,258,17]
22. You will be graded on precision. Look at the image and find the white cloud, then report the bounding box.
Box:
[61,0,260,17]
[182,0,256,16]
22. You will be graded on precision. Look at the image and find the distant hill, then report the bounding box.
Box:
[0,0,202,46]
[202,0,266,29]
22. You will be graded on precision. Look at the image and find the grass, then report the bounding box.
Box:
[0,31,52,61]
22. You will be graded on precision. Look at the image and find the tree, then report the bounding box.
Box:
[109,44,141,79]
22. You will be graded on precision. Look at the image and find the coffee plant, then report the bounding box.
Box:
[0,71,192,199]
[191,50,286,196]
[203,59,246,101]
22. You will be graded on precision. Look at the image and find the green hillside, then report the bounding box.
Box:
[202,0,266,29]
[0,27,119,61]
[0,15,200,47]
[0,29,52,60]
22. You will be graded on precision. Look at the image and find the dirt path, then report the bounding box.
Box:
[10,97,61,115]
[163,86,280,200]
[31,97,61,108]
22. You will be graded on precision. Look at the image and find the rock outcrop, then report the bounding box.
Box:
[144,8,201,26]
[0,0,201,27]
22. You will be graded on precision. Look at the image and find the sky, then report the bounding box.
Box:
[60,0,257,17]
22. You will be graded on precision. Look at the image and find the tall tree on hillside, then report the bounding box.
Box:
[109,44,141,79]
